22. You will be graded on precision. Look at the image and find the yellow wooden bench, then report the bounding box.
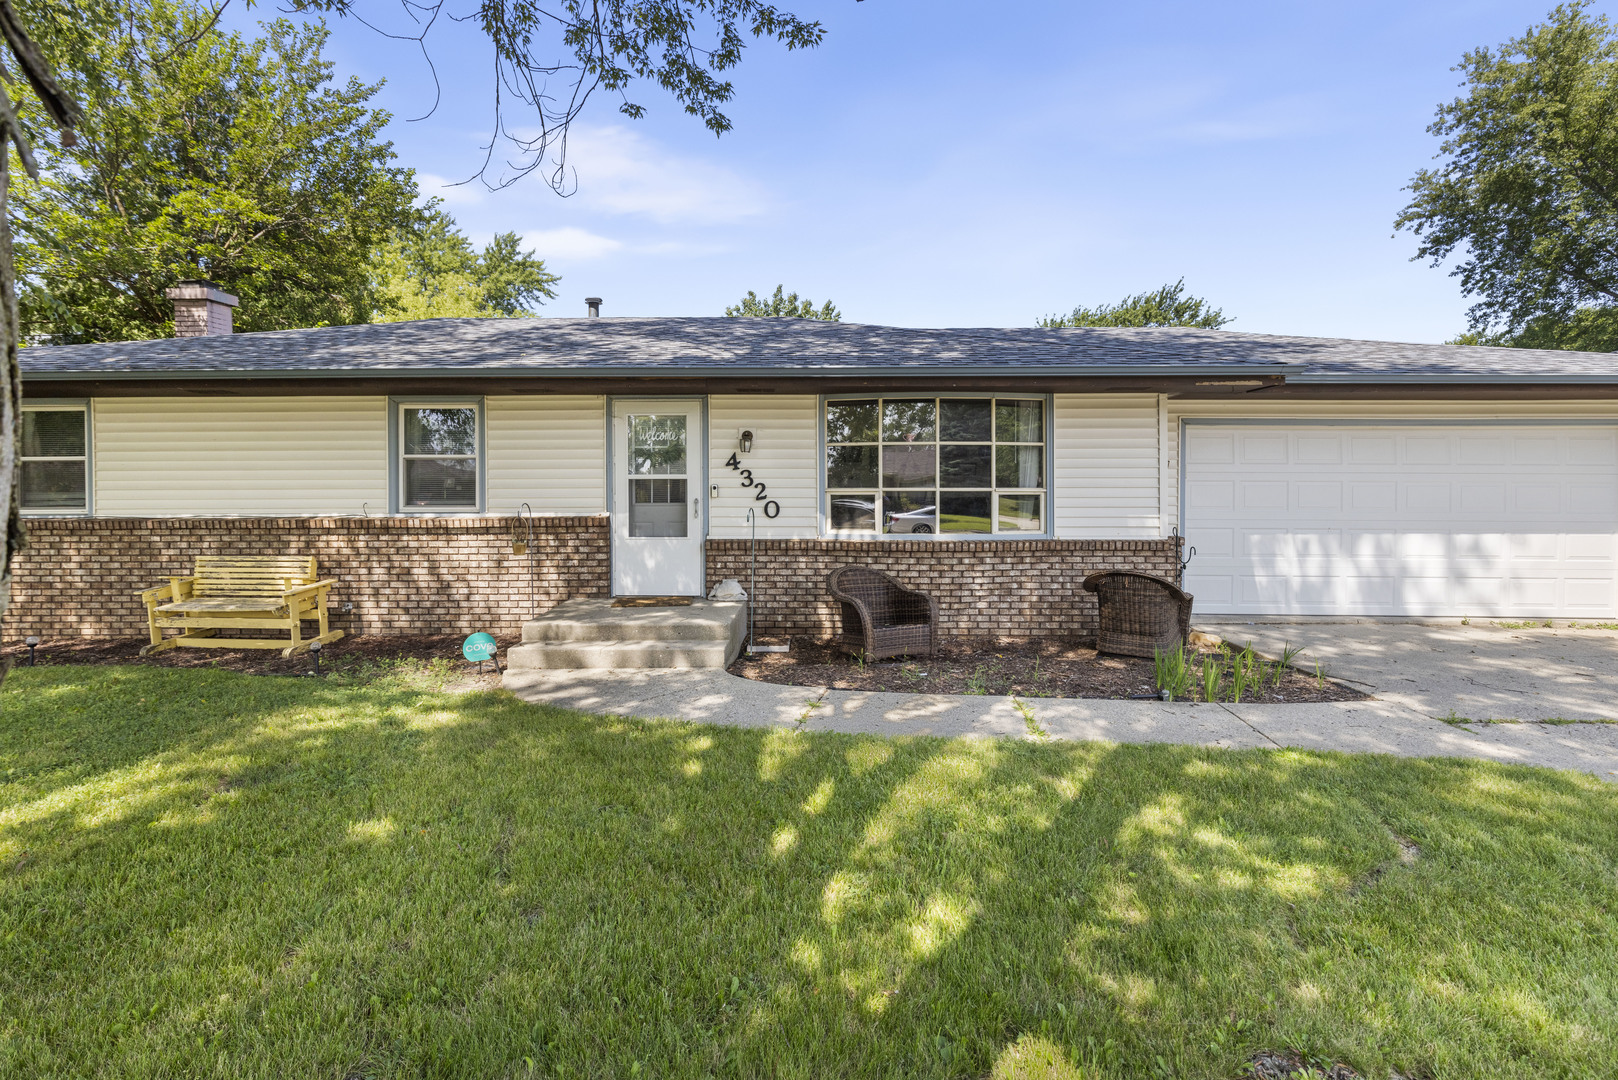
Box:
[138,555,343,658]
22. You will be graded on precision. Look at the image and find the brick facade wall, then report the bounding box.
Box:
[705,538,1182,640]
[3,516,611,640]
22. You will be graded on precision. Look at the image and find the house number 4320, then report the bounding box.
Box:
[724,453,781,518]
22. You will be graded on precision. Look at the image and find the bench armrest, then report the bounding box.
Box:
[139,577,196,604]
[281,578,338,600]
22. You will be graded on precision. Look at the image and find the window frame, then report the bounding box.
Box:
[389,396,486,515]
[818,392,1053,540]
[20,400,91,517]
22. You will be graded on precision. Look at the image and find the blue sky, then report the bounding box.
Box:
[227,0,1603,340]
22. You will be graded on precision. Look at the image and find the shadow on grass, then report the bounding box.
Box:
[2,666,1615,1079]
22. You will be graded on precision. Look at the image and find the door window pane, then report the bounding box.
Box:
[997,493,1042,533]
[940,492,992,533]
[628,415,687,475]
[881,399,936,443]
[829,494,877,531]
[995,400,1044,443]
[996,445,1044,488]
[630,478,689,537]
[404,458,477,508]
[826,445,879,488]
[826,399,878,444]
[22,410,85,457]
[882,445,936,488]
[939,444,992,488]
[405,407,476,455]
[883,492,936,534]
[940,399,992,442]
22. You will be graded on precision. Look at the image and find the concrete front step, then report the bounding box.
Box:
[507,638,735,671]
[521,598,745,643]
[510,598,748,670]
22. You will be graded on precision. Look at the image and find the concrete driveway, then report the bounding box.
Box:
[1196,620,1618,723]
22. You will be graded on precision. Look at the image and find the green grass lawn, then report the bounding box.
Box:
[3,664,1616,1079]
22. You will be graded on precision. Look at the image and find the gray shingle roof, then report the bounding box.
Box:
[18,316,1618,381]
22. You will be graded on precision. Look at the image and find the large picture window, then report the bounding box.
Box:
[21,405,88,514]
[824,396,1046,536]
[398,402,481,511]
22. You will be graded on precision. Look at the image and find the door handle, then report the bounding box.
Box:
[693,496,700,519]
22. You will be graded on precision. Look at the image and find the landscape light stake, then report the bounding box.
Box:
[25,636,38,666]
[309,640,321,676]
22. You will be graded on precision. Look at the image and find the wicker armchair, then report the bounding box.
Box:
[828,566,939,660]
[1081,571,1193,658]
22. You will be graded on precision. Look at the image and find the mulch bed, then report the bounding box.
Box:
[1,634,517,687]
[730,636,1368,703]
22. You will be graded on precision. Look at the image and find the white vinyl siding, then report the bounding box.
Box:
[708,395,818,538]
[93,396,387,517]
[485,395,607,515]
[1053,393,1163,538]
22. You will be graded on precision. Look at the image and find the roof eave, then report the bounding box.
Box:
[1291,373,1618,385]
[21,362,1303,381]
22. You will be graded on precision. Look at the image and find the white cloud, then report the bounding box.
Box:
[523,227,625,260]
[415,172,485,206]
[549,125,768,225]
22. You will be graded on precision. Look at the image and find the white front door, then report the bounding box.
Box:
[1182,423,1618,617]
[612,400,705,596]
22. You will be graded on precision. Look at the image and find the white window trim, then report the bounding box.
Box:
[389,397,485,515]
[818,393,1054,540]
[20,400,91,517]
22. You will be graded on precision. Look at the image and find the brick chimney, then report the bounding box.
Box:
[166,279,238,336]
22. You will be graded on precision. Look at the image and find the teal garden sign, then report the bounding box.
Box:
[462,632,499,669]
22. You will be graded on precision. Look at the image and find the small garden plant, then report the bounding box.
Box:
[1156,642,1316,703]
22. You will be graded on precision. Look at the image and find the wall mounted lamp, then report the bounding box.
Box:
[738,430,754,454]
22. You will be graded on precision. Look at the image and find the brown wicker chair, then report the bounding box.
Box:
[828,566,939,660]
[1081,571,1193,658]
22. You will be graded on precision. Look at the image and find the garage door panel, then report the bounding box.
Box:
[1239,435,1288,464]
[1565,532,1616,561]
[1569,482,1618,515]
[1458,437,1509,465]
[1295,482,1342,509]
[1514,485,1560,513]
[1350,483,1397,511]
[1405,484,1452,512]
[1183,423,1618,618]
[1241,482,1289,509]
[1514,436,1559,465]
[1403,437,1450,464]
[1349,435,1397,464]
[1568,435,1618,464]
[1459,483,1508,514]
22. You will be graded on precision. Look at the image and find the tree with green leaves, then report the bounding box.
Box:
[14,0,419,343]
[372,202,559,321]
[1399,2,1618,351]
[725,285,841,321]
[1038,279,1231,329]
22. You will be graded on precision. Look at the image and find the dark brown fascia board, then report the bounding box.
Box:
[22,372,1292,398]
[1192,381,1618,401]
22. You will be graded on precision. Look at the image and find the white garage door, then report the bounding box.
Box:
[1182,423,1618,618]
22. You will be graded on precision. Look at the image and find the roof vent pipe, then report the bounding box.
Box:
[585,297,602,318]
[166,279,238,337]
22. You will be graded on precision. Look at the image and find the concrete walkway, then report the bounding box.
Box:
[503,660,1618,780]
